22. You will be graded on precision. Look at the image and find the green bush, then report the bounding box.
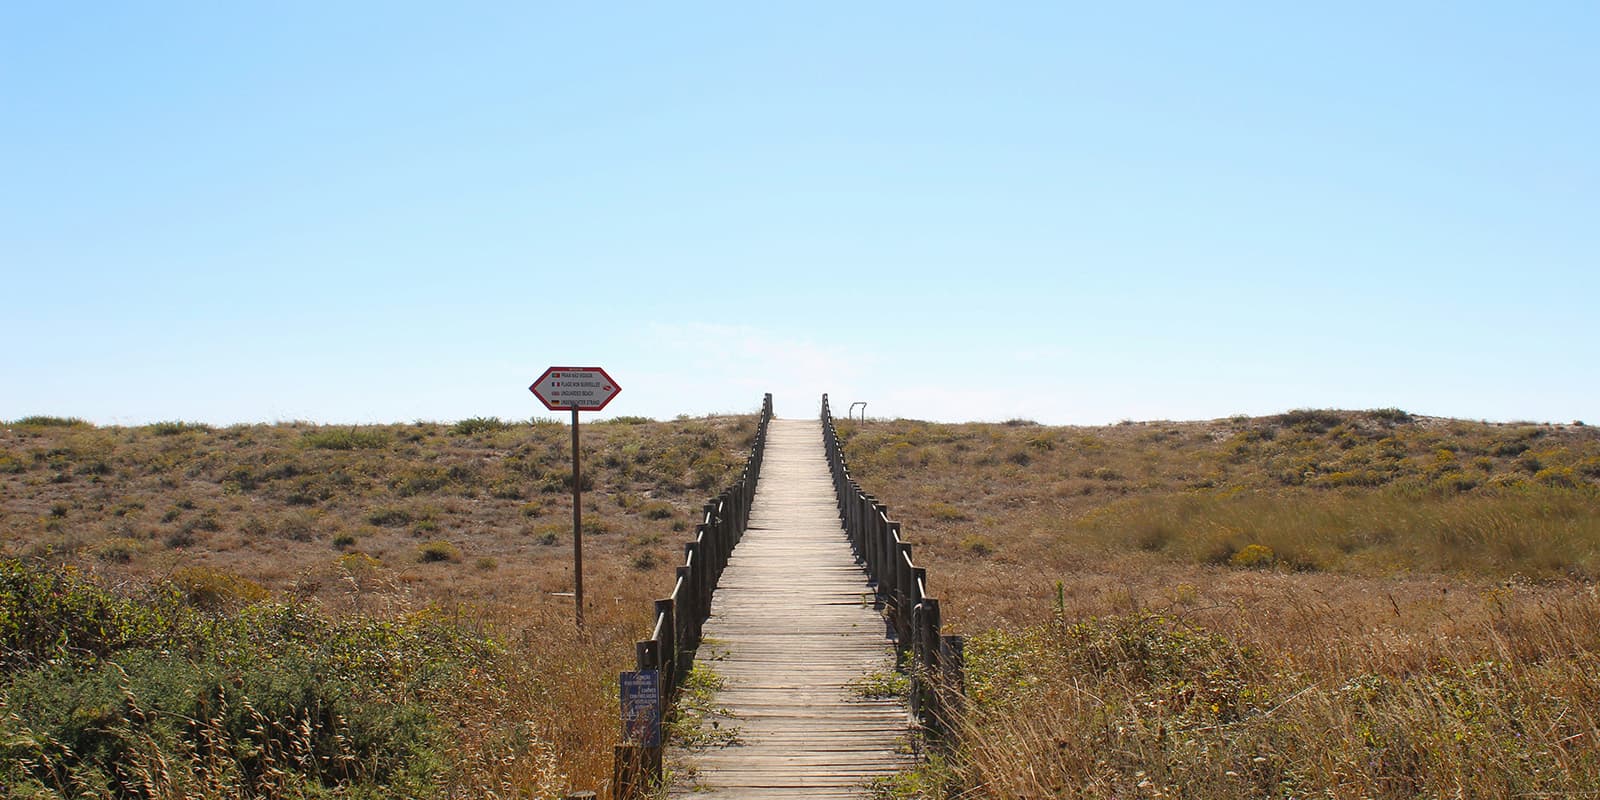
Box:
[1368,407,1414,424]
[367,506,415,527]
[301,428,390,450]
[169,565,269,610]
[1230,543,1276,569]
[417,540,461,563]
[1536,466,1580,488]
[450,416,507,435]
[0,560,487,797]
[1279,409,1345,432]
[639,501,676,520]
[148,420,213,436]
[391,466,451,497]
[10,415,91,427]
[0,560,187,669]
[961,535,996,556]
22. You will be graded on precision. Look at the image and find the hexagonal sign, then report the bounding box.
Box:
[529,366,621,412]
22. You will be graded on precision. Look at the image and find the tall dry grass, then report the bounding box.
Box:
[837,412,1600,798]
[944,583,1600,798]
[1,412,761,799]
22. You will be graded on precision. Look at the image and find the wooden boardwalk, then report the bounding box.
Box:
[667,418,910,799]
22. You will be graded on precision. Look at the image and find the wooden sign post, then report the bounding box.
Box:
[529,366,621,627]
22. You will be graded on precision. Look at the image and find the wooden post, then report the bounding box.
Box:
[571,404,584,627]
[635,640,659,672]
[655,598,676,691]
[938,633,967,742]
[612,744,661,800]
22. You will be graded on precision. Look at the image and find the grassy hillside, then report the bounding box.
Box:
[1,413,757,798]
[837,410,1600,798]
[4,408,1599,798]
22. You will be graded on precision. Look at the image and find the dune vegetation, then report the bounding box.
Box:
[4,407,1598,798]
[0,413,756,798]
[836,410,1600,798]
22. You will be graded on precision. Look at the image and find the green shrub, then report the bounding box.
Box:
[0,564,486,797]
[10,415,91,427]
[1493,441,1530,457]
[1229,543,1276,569]
[391,466,450,497]
[540,470,594,493]
[1313,470,1386,488]
[1279,409,1344,432]
[148,420,213,436]
[169,565,268,610]
[1368,407,1414,424]
[639,501,676,520]
[450,416,507,435]
[961,535,995,556]
[338,551,382,572]
[417,540,461,563]
[92,537,142,563]
[0,560,187,669]
[367,506,415,527]
[1536,467,1580,488]
[301,428,390,450]
[489,480,524,499]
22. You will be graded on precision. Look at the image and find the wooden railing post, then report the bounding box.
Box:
[675,563,695,622]
[608,393,772,793]
[655,598,675,691]
[937,634,966,742]
[612,744,661,800]
[818,393,964,751]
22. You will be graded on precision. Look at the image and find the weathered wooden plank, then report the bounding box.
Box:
[666,419,910,800]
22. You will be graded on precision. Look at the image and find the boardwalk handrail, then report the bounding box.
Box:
[614,393,772,798]
[820,394,965,742]
[634,393,772,690]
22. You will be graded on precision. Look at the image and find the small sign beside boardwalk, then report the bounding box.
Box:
[620,670,662,747]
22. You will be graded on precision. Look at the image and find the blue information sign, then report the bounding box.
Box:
[620,670,661,747]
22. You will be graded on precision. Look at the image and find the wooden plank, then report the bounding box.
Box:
[666,419,911,799]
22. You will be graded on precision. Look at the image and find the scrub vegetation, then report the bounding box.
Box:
[839,410,1600,798]
[5,408,1599,797]
[0,412,757,798]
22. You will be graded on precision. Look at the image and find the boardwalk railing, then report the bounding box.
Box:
[614,393,773,798]
[821,394,965,743]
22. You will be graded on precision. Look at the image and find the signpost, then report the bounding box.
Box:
[619,670,662,747]
[530,366,621,627]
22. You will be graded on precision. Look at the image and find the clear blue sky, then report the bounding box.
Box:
[4,3,1596,426]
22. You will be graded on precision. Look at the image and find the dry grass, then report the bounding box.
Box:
[0,413,757,798]
[7,407,1600,798]
[838,410,1600,798]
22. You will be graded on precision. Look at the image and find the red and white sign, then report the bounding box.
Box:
[529,366,621,412]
